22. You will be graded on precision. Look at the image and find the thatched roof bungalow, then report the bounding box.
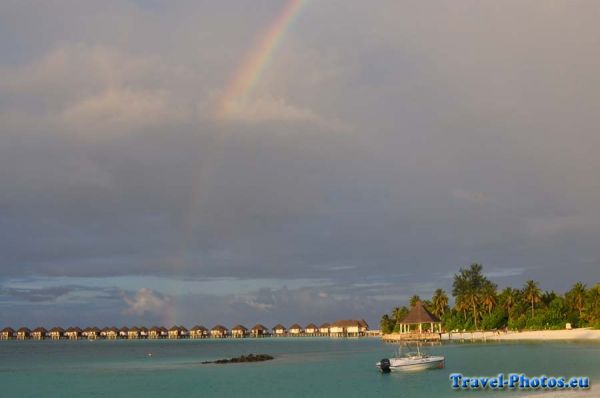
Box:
[17,327,31,340]
[119,327,129,339]
[148,326,162,339]
[139,327,148,338]
[1,327,15,340]
[330,320,366,337]
[168,326,181,339]
[305,323,318,335]
[32,327,48,340]
[272,324,286,336]
[65,327,82,340]
[190,325,209,339]
[168,326,188,339]
[210,325,228,338]
[127,327,140,339]
[398,301,441,334]
[83,327,100,340]
[289,323,303,335]
[101,327,118,340]
[49,327,64,340]
[231,325,248,338]
[319,323,330,334]
[250,324,268,337]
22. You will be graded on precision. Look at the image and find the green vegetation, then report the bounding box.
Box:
[380,263,600,333]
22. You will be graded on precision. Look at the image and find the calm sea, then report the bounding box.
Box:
[1,338,599,397]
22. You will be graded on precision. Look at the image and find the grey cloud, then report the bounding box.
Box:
[1,0,600,326]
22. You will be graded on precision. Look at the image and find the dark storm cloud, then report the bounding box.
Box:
[1,0,600,326]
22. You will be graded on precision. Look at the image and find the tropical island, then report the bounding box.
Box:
[380,264,600,339]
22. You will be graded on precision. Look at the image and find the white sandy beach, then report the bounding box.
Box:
[442,328,600,342]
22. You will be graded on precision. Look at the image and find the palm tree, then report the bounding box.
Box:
[454,294,468,321]
[500,287,518,321]
[523,280,541,318]
[392,307,405,324]
[465,289,480,329]
[409,295,421,308]
[431,289,449,317]
[380,314,392,334]
[567,282,587,319]
[586,284,600,323]
[481,283,497,315]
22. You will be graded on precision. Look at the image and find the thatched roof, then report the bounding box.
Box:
[289,323,303,330]
[231,324,247,331]
[1,327,15,334]
[191,325,208,331]
[331,320,361,327]
[33,327,48,333]
[399,301,440,324]
[251,324,267,331]
[305,323,318,329]
[50,327,64,333]
[17,327,31,333]
[319,323,330,329]
[211,325,228,332]
[272,324,286,330]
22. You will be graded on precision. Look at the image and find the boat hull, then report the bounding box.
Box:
[377,356,445,372]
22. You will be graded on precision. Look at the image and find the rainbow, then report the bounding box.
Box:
[216,0,308,120]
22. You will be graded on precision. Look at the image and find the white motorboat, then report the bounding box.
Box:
[376,345,445,372]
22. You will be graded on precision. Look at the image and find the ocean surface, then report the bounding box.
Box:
[1,338,599,397]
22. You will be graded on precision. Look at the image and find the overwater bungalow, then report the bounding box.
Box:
[179,326,189,339]
[157,326,167,338]
[49,327,64,340]
[330,320,366,337]
[250,324,268,337]
[168,326,188,339]
[190,325,209,339]
[305,323,318,335]
[32,327,48,340]
[119,327,129,339]
[105,327,119,340]
[1,327,15,340]
[289,324,303,336]
[210,325,228,338]
[139,327,148,339]
[231,325,248,338]
[65,327,82,340]
[319,323,330,335]
[127,327,140,339]
[272,324,286,336]
[148,326,162,339]
[86,327,100,340]
[17,327,31,340]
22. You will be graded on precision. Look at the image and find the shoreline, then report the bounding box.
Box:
[442,328,600,342]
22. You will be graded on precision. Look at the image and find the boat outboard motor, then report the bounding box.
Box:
[379,358,391,373]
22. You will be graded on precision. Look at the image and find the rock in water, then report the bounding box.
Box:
[202,354,274,364]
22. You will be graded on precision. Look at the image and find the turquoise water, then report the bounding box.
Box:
[1,338,599,397]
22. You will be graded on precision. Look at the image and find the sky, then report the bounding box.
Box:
[1,0,600,329]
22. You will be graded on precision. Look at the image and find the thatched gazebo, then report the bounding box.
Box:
[398,301,442,334]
